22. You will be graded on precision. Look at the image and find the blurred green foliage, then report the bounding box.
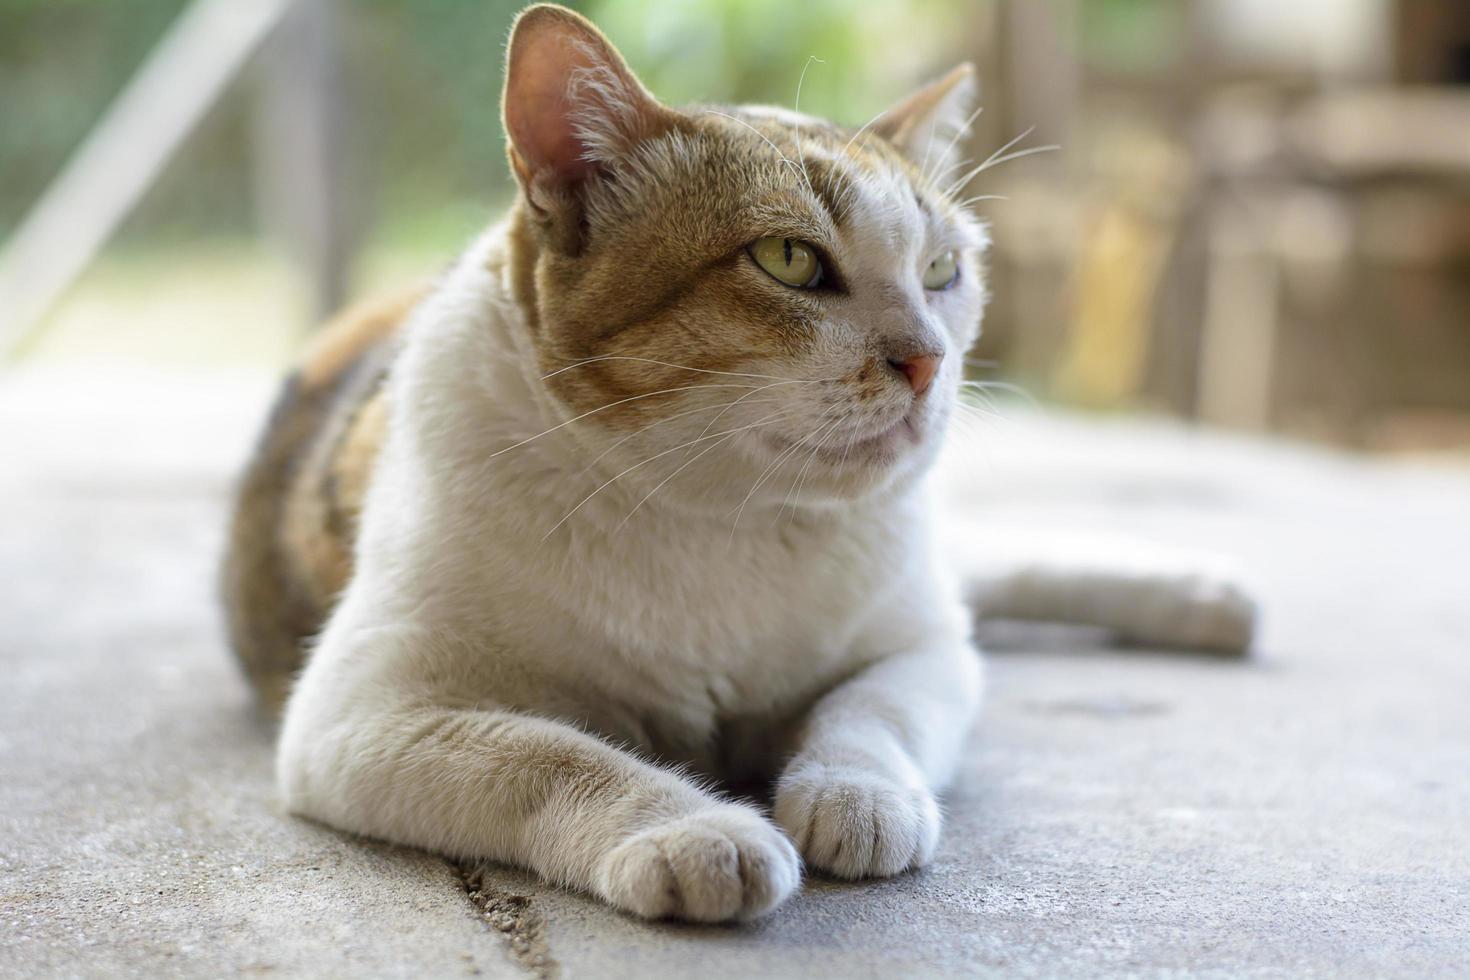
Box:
[1080,0,1186,74]
[1,0,977,252]
[1,0,196,237]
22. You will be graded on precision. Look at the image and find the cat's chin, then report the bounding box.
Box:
[746,409,938,505]
[819,414,922,466]
[762,411,925,474]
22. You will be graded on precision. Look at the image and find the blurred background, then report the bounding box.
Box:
[3,0,1470,452]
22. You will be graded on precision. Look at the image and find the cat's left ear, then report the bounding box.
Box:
[871,63,977,177]
[501,5,676,221]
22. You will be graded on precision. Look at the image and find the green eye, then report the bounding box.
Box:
[749,237,823,288]
[923,250,960,290]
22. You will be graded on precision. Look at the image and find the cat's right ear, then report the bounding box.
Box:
[501,4,674,221]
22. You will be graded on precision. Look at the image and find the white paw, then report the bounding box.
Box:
[773,765,940,879]
[596,803,801,922]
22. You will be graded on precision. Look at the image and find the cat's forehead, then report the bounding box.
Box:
[718,104,910,186]
[701,105,953,246]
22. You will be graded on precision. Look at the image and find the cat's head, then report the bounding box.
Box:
[500,4,988,513]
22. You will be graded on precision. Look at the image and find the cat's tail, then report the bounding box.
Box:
[947,525,1257,654]
[222,286,419,718]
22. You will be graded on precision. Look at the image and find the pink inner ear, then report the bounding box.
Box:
[504,32,601,186]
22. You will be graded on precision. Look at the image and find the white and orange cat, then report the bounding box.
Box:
[223,4,1253,922]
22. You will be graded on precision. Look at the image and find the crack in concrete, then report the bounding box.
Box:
[457,863,558,979]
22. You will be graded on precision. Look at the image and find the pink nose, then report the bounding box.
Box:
[888,353,942,396]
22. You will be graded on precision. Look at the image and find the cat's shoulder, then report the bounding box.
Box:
[299,281,429,392]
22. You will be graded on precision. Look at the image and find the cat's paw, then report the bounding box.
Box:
[773,764,940,879]
[596,803,800,922]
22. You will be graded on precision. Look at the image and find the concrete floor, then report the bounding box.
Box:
[3,367,1468,978]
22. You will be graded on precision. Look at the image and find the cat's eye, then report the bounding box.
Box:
[749,237,823,289]
[923,250,960,291]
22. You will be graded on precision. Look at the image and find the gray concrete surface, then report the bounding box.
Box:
[3,367,1468,978]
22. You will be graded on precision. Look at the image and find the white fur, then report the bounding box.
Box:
[274,78,1253,923]
[277,201,983,920]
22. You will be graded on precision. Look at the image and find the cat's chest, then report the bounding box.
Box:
[510,511,906,705]
[642,536,874,642]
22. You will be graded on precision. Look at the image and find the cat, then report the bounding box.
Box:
[222,3,1254,922]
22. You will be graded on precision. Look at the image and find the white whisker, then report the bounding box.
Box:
[687,378,812,452]
[729,409,842,538]
[542,413,799,540]
[929,155,974,192]
[956,125,1034,185]
[956,394,1008,424]
[542,355,822,384]
[777,415,845,525]
[921,105,985,188]
[617,405,796,531]
[579,392,790,477]
[703,110,807,184]
[792,55,823,196]
[842,104,891,157]
[489,382,759,459]
[967,143,1059,179]
[953,194,1009,210]
[960,378,1038,407]
[943,125,1060,199]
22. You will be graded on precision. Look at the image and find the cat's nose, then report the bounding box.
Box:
[887,352,942,396]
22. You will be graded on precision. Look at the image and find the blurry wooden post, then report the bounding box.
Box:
[1195,199,1279,431]
[251,0,354,324]
[1152,0,1215,419]
[1002,0,1078,165]
[992,0,1079,383]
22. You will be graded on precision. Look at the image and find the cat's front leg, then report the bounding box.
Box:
[773,639,982,879]
[278,624,799,922]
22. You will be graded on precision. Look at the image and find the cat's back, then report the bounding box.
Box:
[222,283,425,714]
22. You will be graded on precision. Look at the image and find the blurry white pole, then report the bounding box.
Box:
[0,0,295,360]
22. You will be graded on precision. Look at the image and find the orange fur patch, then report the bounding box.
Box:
[300,282,427,389]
